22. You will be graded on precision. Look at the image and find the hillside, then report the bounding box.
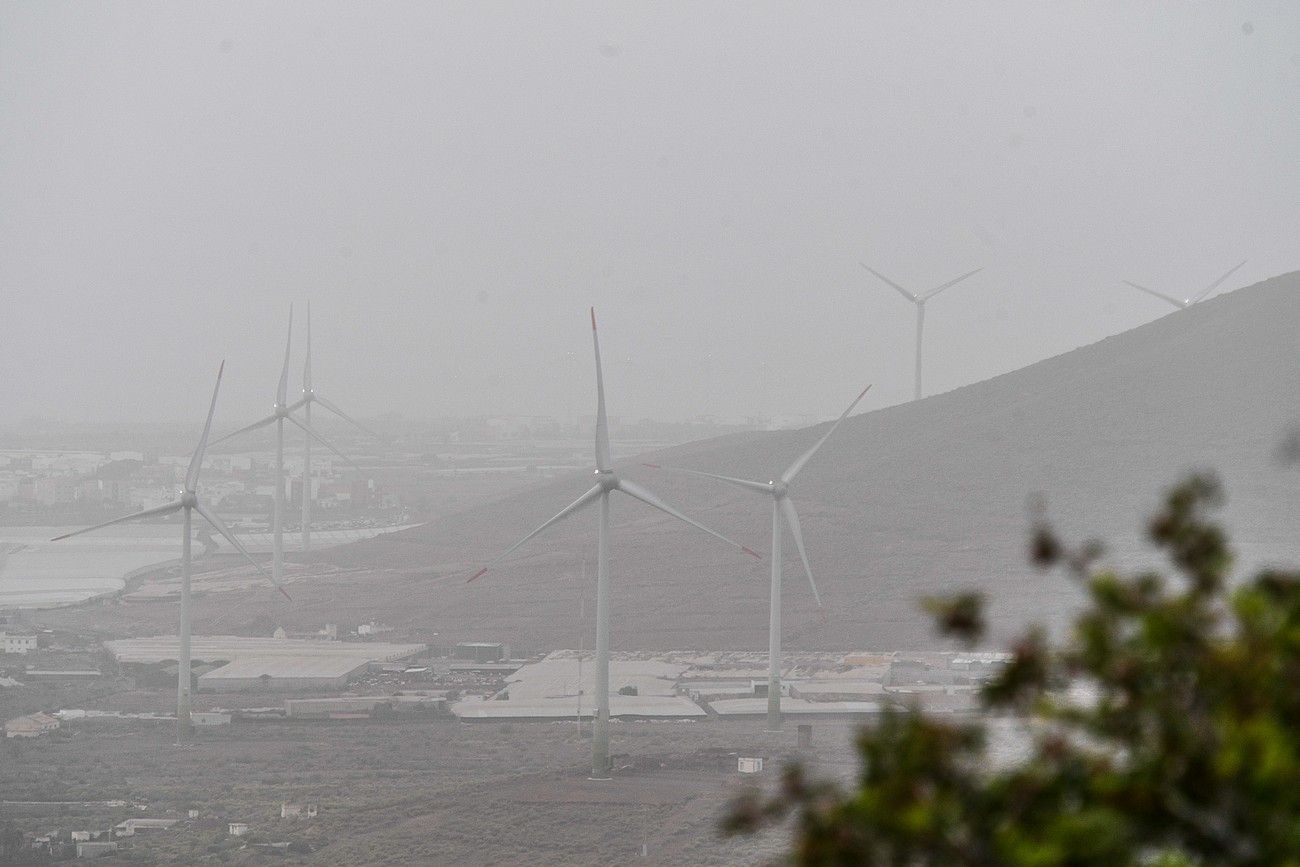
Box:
[297,273,1300,651]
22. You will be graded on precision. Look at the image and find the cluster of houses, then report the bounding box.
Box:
[20,804,319,859]
[0,451,388,525]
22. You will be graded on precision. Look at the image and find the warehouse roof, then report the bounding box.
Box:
[789,680,886,698]
[199,656,369,682]
[451,695,706,721]
[503,654,686,700]
[106,635,424,664]
[707,697,884,717]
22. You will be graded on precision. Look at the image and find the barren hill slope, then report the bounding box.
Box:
[314,273,1300,651]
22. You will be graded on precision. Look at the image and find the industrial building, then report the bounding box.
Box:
[789,680,887,702]
[284,693,446,718]
[5,711,59,738]
[105,635,425,665]
[198,656,370,692]
[114,818,179,835]
[706,697,884,719]
[107,635,427,694]
[453,642,509,662]
[452,694,708,722]
[500,654,685,701]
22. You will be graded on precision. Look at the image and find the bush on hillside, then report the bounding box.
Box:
[726,473,1300,865]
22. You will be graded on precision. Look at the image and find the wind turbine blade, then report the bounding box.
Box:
[781,384,872,484]
[780,497,821,607]
[1191,259,1247,304]
[1122,281,1186,309]
[616,479,761,560]
[285,415,363,473]
[284,396,309,414]
[186,361,225,492]
[922,267,983,301]
[642,464,772,495]
[468,483,604,582]
[312,393,381,439]
[194,501,290,600]
[302,300,312,393]
[859,263,919,304]
[50,501,183,541]
[277,304,294,408]
[209,412,279,447]
[591,308,611,471]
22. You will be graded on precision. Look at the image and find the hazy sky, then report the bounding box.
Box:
[2,2,1297,426]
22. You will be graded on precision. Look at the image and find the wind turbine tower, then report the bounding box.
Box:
[1122,260,1247,310]
[470,309,760,779]
[860,263,982,401]
[52,363,288,742]
[211,306,358,586]
[295,303,380,551]
[648,384,872,732]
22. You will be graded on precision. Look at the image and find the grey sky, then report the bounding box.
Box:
[2,2,1297,425]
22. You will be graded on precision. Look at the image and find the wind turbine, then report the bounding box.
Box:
[860,263,982,401]
[469,309,761,779]
[647,384,872,733]
[293,303,381,552]
[1122,260,1248,310]
[210,306,358,587]
[51,363,288,742]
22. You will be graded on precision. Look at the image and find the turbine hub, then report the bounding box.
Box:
[594,470,619,491]
[180,492,198,508]
[771,481,788,497]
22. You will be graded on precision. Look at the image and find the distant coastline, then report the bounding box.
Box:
[0,523,416,611]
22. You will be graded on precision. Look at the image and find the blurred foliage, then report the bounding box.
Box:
[726,473,1300,865]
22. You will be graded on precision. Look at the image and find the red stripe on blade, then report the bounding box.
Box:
[468,567,489,583]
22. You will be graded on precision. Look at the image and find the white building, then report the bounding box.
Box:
[1,631,37,654]
[228,823,250,837]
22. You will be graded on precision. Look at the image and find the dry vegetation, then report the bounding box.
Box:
[1,715,866,864]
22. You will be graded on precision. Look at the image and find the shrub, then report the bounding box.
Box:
[727,474,1300,866]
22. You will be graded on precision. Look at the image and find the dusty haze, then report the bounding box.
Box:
[2,2,1298,425]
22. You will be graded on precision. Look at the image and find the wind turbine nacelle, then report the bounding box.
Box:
[593,470,619,491]
[181,492,198,507]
